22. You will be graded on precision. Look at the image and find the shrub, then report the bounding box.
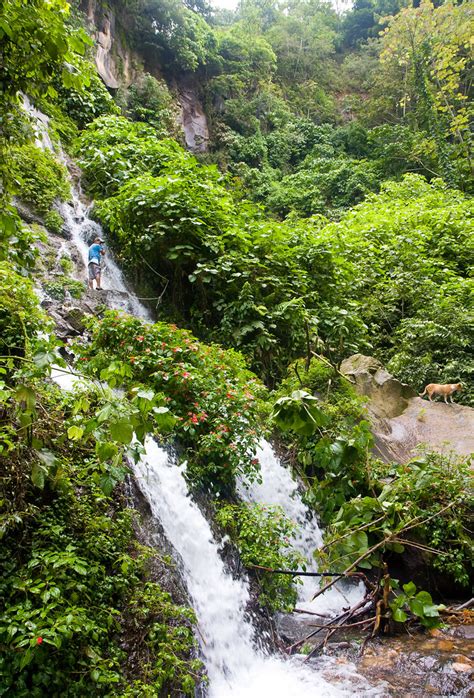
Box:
[56,56,120,129]
[43,209,64,234]
[0,262,49,360]
[75,116,189,198]
[43,278,85,301]
[0,384,200,696]
[121,73,180,138]
[272,357,372,524]
[77,310,266,495]
[11,145,70,214]
[318,451,472,588]
[215,503,304,612]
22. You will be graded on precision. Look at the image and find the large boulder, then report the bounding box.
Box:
[341,354,474,463]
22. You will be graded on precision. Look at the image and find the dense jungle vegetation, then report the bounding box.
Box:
[0,0,472,694]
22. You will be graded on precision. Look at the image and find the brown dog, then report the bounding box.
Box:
[419,383,462,403]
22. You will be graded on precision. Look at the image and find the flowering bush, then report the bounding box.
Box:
[78,311,266,494]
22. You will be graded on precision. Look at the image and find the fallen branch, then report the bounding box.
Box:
[311,538,388,602]
[303,599,375,662]
[452,598,473,611]
[286,592,375,655]
[292,608,330,618]
[307,616,376,630]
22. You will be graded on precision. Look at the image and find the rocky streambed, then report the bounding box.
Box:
[278,612,473,696]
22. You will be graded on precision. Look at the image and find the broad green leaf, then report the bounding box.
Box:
[31,463,46,489]
[15,385,36,411]
[67,425,84,441]
[392,608,408,623]
[109,420,133,444]
[95,441,119,462]
[402,581,417,597]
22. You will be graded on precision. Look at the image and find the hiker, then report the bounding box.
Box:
[88,236,105,290]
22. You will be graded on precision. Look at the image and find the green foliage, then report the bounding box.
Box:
[369,0,474,189]
[77,118,361,382]
[389,580,444,629]
[119,73,180,138]
[10,145,70,214]
[43,209,64,235]
[0,0,90,104]
[215,502,304,612]
[388,277,473,405]
[0,0,89,235]
[56,55,120,129]
[76,116,188,198]
[316,175,474,403]
[116,0,217,73]
[0,263,49,361]
[43,277,85,301]
[0,283,201,693]
[0,388,200,695]
[271,389,328,436]
[319,451,472,587]
[0,208,40,273]
[265,155,381,218]
[77,310,265,495]
[272,357,373,524]
[95,167,234,270]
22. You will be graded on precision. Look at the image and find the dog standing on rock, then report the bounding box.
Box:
[419,383,462,403]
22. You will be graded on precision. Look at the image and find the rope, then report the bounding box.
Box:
[139,255,169,308]
[247,564,349,577]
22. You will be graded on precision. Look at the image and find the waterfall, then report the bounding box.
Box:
[239,441,365,616]
[134,438,381,698]
[29,98,384,696]
[58,194,151,320]
[23,96,151,321]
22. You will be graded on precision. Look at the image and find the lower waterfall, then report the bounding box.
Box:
[134,438,382,698]
[239,441,365,616]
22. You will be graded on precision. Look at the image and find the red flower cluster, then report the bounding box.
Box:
[36,637,43,645]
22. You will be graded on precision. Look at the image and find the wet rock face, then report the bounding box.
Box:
[96,14,120,89]
[179,88,209,153]
[341,354,474,463]
[341,354,416,419]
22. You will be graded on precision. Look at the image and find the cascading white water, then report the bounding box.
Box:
[134,438,381,698]
[59,195,151,320]
[239,441,366,616]
[23,96,151,320]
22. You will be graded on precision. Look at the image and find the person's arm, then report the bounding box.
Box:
[100,245,105,256]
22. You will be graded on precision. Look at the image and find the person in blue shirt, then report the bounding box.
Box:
[88,236,105,290]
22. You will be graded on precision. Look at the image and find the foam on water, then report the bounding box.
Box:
[134,438,381,698]
[238,440,365,615]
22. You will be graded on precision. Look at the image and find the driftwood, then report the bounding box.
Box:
[282,564,473,660]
